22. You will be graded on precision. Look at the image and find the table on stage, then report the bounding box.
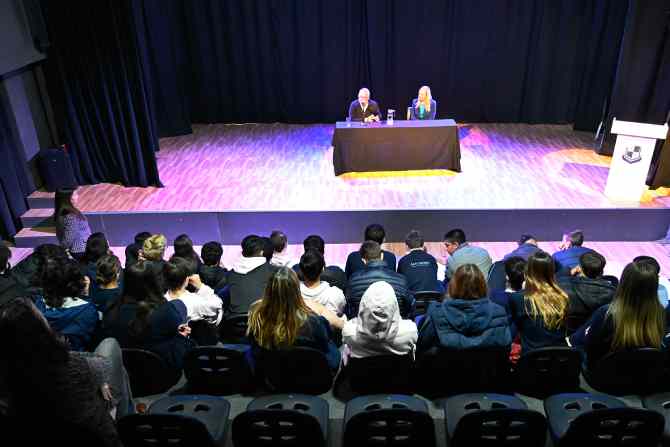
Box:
[331,118,461,176]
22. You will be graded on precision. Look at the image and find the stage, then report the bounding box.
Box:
[16,122,670,248]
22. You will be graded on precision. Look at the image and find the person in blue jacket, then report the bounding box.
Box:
[409,85,437,120]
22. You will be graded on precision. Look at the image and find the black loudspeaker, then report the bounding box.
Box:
[37,148,77,192]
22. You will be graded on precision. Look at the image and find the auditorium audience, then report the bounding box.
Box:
[558,251,616,333]
[247,267,341,372]
[81,232,110,282]
[417,264,511,353]
[141,234,168,291]
[634,255,669,307]
[172,234,202,270]
[269,230,292,267]
[199,241,228,290]
[509,251,569,353]
[345,224,397,278]
[552,230,593,276]
[569,260,670,372]
[443,228,492,284]
[227,235,277,315]
[503,234,541,261]
[490,256,525,316]
[124,231,151,268]
[0,245,24,306]
[34,257,98,351]
[409,85,437,120]
[346,241,412,318]
[343,281,417,359]
[164,257,222,326]
[88,254,123,313]
[0,297,121,446]
[54,188,92,261]
[397,230,441,292]
[299,250,346,316]
[10,243,68,297]
[293,234,346,291]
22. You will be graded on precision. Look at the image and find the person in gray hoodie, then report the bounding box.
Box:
[342,281,418,360]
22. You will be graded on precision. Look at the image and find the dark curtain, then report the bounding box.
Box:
[0,96,33,240]
[136,0,628,132]
[43,0,161,187]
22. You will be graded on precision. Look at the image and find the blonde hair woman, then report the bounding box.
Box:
[509,251,569,354]
[141,234,167,261]
[409,85,437,120]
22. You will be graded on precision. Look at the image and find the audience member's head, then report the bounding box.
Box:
[120,261,164,304]
[247,267,310,349]
[448,264,488,300]
[201,241,223,267]
[95,254,121,287]
[164,257,193,291]
[142,234,167,261]
[300,250,325,284]
[0,245,10,274]
[523,250,567,330]
[134,232,152,246]
[504,256,526,291]
[303,235,325,255]
[579,251,606,279]
[241,235,265,258]
[633,255,661,276]
[360,241,382,263]
[125,232,152,267]
[444,229,466,254]
[609,261,664,350]
[34,243,68,263]
[405,230,424,250]
[84,232,109,264]
[357,281,401,337]
[364,224,386,245]
[173,234,198,261]
[518,234,537,246]
[261,237,273,262]
[563,230,584,248]
[41,257,87,308]
[270,230,288,254]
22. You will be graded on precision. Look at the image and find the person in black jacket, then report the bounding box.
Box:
[124,231,151,269]
[559,251,616,333]
[292,234,346,291]
[347,87,381,122]
[199,241,228,290]
[397,230,441,292]
[345,224,396,278]
[345,241,412,318]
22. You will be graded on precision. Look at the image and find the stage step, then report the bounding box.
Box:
[14,226,58,248]
[20,208,53,227]
[27,190,55,209]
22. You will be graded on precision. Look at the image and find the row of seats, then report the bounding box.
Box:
[117,392,670,446]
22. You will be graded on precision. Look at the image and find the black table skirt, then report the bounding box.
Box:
[332,119,461,175]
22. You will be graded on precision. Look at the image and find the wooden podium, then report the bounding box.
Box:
[604,118,669,202]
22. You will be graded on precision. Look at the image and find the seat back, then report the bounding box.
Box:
[344,408,436,447]
[148,395,230,443]
[183,347,254,395]
[586,348,669,395]
[259,347,334,394]
[346,354,414,395]
[515,347,581,396]
[233,409,325,447]
[219,313,249,344]
[451,409,547,447]
[122,348,181,397]
[487,261,507,293]
[117,413,215,447]
[564,408,664,446]
[413,290,442,316]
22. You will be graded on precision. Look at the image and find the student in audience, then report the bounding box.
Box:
[0,297,121,446]
[261,237,274,262]
[343,281,417,359]
[10,243,68,297]
[54,188,92,261]
[345,224,397,278]
[227,235,277,315]
[141,234,168,291]
[397,230,441,292]
[443,228,492,284]
[164,257,223,326]
[293,234,346,291]
[503,234,541,261]
[81,232,110,281]
[552,230,593,276]
[569,261,670,371]
[269,230,292,267]
[34,257,98,351]
[559,251,616,333]
[88,254,123,313]
[634,256,670,307]
[418,264,511,353]
[490,256,525,315]
[104,262,193,370]
[247,267,341,372]
[346,241,412,318]
[173,234,202,270]
[0,245,24,306]
[509,251,569,353]
[299,250,346,316]
[124,231,151,268]
[199,241,228,290]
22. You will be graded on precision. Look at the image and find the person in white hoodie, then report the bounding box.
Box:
[342,281,418,360]
[299,250,346,317]
[164,257,223,326]
[227,235,278,315]
[269,230,293,267]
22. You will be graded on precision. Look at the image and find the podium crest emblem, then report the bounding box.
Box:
[622,145,642,164]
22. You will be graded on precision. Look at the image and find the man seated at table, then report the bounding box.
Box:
[348,87,381,123]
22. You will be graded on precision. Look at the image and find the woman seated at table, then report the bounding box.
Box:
[409,85,437,120]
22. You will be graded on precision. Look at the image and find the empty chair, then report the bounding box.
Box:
[544,393,663,446]
[122,348,182,397]
[514,347,581,397]
[183,346,254,395]
[344,394,436,447]
[487,261,507,293]
[642,392,670,446]
[444,393,547,447]
[233,394,329,447]
[584,348,670,395]
[257,346,334,394]
[413,290,442,316]
[219,313,249,344]
[340,354,414,397]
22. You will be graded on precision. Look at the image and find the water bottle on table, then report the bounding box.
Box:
[387,109,395,125]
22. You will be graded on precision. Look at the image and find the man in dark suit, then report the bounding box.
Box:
[348,87,381,122]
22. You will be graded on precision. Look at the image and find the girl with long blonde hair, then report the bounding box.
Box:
[410,85,437,120]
